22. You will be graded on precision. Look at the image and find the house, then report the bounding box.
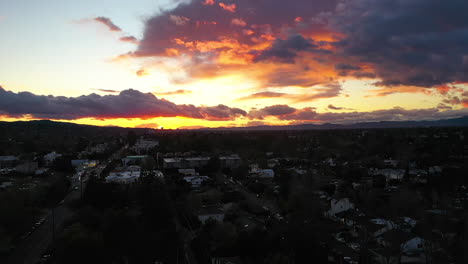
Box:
[0,181,13,190]
[249,166,275,178]
[384,159,399,167]
[15,162,38,174]
[212,257,242,264]
[43,152,61,166]
[183,176,211,188]
[163,158,183,169]
[106,170,141,184]
[89,143,108,154]
[369,248,400,264]
[219,155,242,169]
[186,157,210,168]
[368,219,397,238]
[0,156,18,168]
[34,168,49,176]
[197,205,225,224]
[122,155,148,167]
[401,237,425,254]
[369,168,405,182]
[325,198,354,218]
[132,138,159,153]
[163,157,210,169]
[178,168,197,176]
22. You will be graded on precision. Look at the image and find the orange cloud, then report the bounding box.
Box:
[367,85,425,97]
[219,3,236,13]
[136,68,149,77]
[203,0,215,6]
[153,89,192,96]
[436,84,453,95]
[231,18,247,27]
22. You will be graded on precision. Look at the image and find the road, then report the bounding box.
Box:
[222,174,281,215]
[3,147,125,264]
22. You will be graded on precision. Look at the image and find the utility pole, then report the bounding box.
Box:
[52,208,56,243]
[80,173,83,199]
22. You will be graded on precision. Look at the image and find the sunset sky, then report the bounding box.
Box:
[1,0,468,129]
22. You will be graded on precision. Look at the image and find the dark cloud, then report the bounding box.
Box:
[328,104,343,110]
[278,107,468,123]
[253,35,318,63]
[94,17,122,32]
[437,103,452,110]
[334,63,361,71]
[238,91,288,100]
[248,104,296,119]
[93,89,119,93]
[120,36,139,44]
[331,0,468,87]
[134,0,337,57]
[351,71,376,79]
[0,87,245,121]
[294,82,342,102]
[260,69,323,88]
[198,104,247,120]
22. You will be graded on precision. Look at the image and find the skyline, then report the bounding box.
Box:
[1,0,468,129]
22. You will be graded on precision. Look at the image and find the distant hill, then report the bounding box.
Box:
[0,120,152,140]
[195,116,468,131]
[1,116,467,137]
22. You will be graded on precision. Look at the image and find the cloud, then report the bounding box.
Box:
[94,17,122,32]
[334,63,361,71]
[132,0,337,58]
[122,0,341,88]
[246,121,268,127]
[437,103,452,110]
[93,89,120,93]
[328,104,343,110]
[294,82,342,102]
[253,35,319,63]
[276,106,468,123]
[135,123,160,129]
[231,18,247,27]
[153,89,192,96]
[120,36,139,44]
[219,3,236,13]
[119,0,468,92]
[136,68,149,77]
[238,91,288,100]
[248,104,296,119]
[0,87,246,121]
[203,0,215,6]
[331,0,468,87]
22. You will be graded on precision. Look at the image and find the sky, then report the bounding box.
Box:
[1,0,468,129]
